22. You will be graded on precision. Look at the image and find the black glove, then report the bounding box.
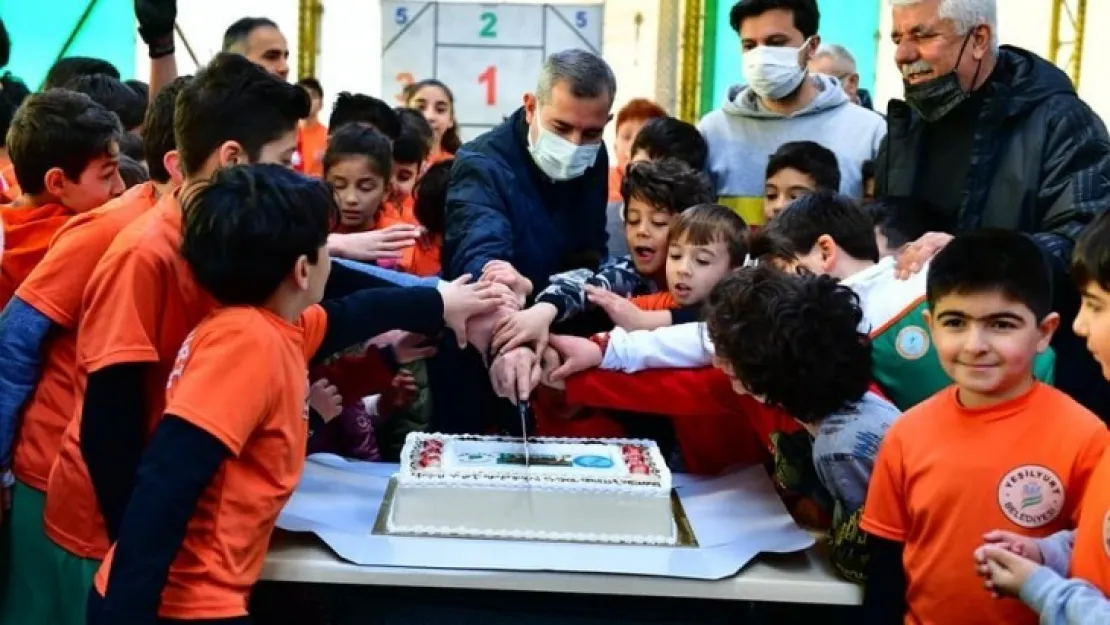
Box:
[135,0,176,50]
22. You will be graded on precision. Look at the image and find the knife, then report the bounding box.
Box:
[518,400,531,469]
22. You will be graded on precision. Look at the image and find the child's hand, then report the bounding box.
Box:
[539,346,565,390]
[380,372,418,416]
[328,224,420,262]
[547,334,604,381]
[584,286,652,330]
[481,260,532,301]
[492,303,559,356]
[981,529,1044,564]
[895,231,953,280]
[309,379,343,423]
[975,545,1039,599]
[437,275,504,349]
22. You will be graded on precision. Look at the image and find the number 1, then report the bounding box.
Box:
[478,66,497,106]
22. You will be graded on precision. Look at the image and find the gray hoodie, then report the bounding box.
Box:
[697,74,886,224]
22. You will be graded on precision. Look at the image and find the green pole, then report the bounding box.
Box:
[698,0,719,118]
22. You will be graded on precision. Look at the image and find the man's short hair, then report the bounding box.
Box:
[536,49,617,105]
[890,0,999,51]
[813,43,857,73]
[766,191,879,263]
[328,92,401,140]
[7,89,123,194]
[630,117,709,171]
[669,203,750,267]
[766,141,840,193]
[41,56,120,90]
[182,164,335,306]
[729,0,820,38]
[621,158,716,215]
[144,76,192,184]
[175,53,309,177]
[927,229,1052,321]
[63,73,147,131]
[297,77,323,99]
[393,108,434,166]
[323,124,393,180]
[706,265,871,423]
[222,17,280,52]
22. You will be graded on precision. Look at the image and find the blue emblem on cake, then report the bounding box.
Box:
[573,455,614,469]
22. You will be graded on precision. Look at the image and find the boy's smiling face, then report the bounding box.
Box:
[666,235,732,306]
[1074,281,1110,379]
[624,196,672,276]
[390,161,422,201]
[925,290,1059,408]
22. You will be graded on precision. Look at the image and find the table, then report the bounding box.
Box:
[262,532,862,607]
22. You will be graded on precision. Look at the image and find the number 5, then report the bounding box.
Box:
[575,10,587,28]
[395,7,408,25]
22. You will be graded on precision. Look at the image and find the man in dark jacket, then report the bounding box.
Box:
[876,1,1110,417]
[434,49,616,432]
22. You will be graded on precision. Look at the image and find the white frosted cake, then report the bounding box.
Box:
[386,433,676,545]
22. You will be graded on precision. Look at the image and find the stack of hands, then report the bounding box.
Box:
[476,261,608,406]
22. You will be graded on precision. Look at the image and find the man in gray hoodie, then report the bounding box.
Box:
[698,0,885,227]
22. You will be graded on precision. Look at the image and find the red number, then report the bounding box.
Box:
[395,71,415,104]
[477,65,496,106]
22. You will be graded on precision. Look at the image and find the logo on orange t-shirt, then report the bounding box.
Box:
[997,465,1065,529]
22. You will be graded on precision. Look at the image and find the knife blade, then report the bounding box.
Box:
[518,400,531,470]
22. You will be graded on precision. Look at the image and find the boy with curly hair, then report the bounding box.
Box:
[704,265,900,581]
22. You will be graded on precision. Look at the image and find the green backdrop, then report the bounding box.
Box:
[0,0,136,89]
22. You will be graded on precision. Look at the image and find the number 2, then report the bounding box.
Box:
[479,11,497,38]
[394,71,414,104]
[478,65,497,106]
[575,10,587,28]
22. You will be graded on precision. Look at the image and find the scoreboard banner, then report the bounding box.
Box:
[382,1,604,142]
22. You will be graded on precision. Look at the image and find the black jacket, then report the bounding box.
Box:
[876,45,1110,276]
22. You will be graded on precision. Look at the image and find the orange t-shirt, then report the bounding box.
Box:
[43,194,219,559]
[12,182,159,491]
[861,383,1108,625]
[379,195,419,227]
[298,121,328,178]
[0,202,74,307]
[630,291,677,311]
[94,305,327,619]
[1069,448,1110,593]
[425,149,454,168]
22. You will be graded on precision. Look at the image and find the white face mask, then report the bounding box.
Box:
[743,38,812,101]
[527,111,600,181]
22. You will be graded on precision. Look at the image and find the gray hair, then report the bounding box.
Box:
[890,0,998,51]
[813,44,858,72]
[536,49,617,105]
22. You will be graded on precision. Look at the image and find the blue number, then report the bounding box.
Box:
[575,10,588,28]
[395,7,408,25]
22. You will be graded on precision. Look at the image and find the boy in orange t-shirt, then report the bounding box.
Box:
[86,164,497,624]
[973,212,1110,623]
[860,230,1109,625]
[0,89,125,307]
[0,76,189,625]
[295,77,327,177]
[380,109,432,229]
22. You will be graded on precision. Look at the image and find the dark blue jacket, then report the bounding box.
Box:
[442,107,609,291]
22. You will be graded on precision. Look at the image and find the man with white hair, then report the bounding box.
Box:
[809,43,862,105]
